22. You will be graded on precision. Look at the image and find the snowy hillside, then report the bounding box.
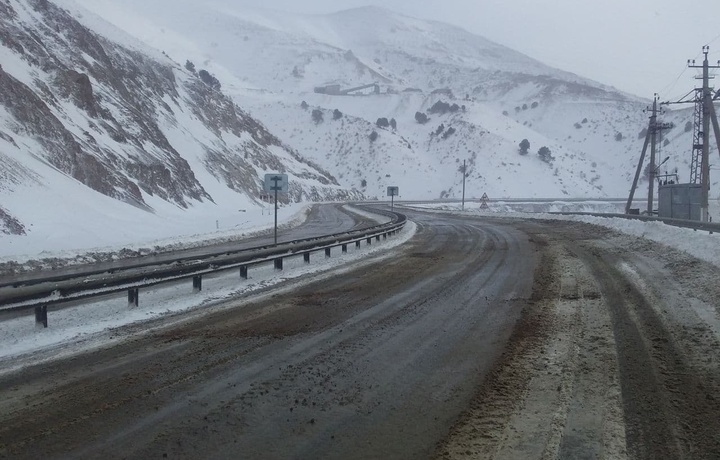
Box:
[68,0,717,203]
[0,0,358,248]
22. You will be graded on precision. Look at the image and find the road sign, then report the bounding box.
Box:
[264,174,289,193]
[264,173,289,245]
[480,192,490,210]
[387,186,399,197]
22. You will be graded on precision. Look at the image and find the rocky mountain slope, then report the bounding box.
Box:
[0,0,357,238]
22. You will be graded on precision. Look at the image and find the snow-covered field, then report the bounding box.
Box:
[0,201,313,264]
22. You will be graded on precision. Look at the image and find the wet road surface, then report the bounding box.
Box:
[2,210,720,459]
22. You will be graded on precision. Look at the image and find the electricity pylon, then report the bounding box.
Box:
[663,46,720,221]
[626,94,673,214]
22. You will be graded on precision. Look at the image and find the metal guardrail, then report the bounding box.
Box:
[548,211,720,234]
[1,208,407,327]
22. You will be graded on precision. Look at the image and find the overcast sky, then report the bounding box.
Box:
[233,0,720,99]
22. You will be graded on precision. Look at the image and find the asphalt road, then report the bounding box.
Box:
[2,210,720,459]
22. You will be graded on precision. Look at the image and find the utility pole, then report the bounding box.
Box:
[647,96,659,214]
[461,159,466,211]
[627,94,671,214]
[688,46,720,221]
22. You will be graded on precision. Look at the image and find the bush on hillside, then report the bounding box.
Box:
[519,138,530,155]
[538,146,554,163]
[312,109,324,124]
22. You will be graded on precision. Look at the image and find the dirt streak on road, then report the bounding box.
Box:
[2,213,720,459]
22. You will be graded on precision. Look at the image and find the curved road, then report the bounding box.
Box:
[1,210,720,459]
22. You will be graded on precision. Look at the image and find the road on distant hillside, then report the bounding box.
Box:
[1,209,720,459]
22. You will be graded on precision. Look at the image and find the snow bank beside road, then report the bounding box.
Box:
[405,202,720,269]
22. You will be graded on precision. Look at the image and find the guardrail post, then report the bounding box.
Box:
[193,275,202,292]
[35,305,48,328]
[303,253,310,264]
[274,258,283,270]
[342,244,347,253]
[356,241,361,249]
[128,288,139,308]
[325,247,332,258]
[367,238,372,245]
[375,235,381,242]
[240,265,248,279]
[383,233,387,240]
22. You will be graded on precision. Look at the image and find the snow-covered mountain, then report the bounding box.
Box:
[1,0,715,255]
[67,0,711,202]
[0,0,357,241]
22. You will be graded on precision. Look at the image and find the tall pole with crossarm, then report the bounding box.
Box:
[264,173,288,245]
[687,46,720,221]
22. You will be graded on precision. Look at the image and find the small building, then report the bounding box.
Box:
[658,183,703,220]
[314,85,342,95]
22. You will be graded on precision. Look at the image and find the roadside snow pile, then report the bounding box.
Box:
[557,214,720,269]
[403,202,720,269]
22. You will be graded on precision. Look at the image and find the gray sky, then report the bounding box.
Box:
[234,0,720,99]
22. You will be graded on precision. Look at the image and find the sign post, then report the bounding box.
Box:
[264,173,289,244]
[387,186,399,211]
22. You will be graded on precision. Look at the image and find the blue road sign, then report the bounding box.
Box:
[264,174,289,193]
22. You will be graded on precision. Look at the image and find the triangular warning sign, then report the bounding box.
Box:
[479,192,490,210]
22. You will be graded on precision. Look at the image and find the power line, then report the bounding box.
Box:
[707,32,720,47]
[659,48,710,98]
[658,66,689,98]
